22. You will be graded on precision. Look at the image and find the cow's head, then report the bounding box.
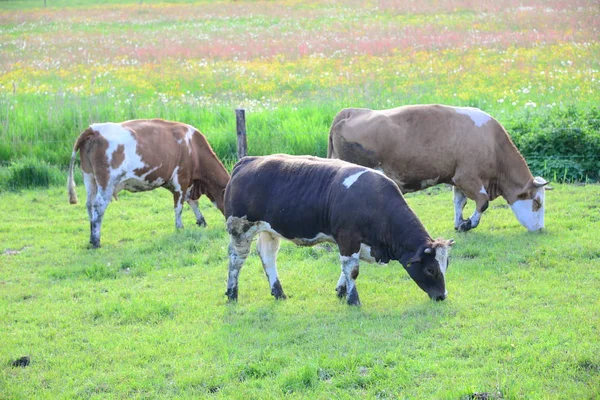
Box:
[511,176,549,232]
[405,238,454,301]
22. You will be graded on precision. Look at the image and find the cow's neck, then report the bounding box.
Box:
[201,160,229,214]
[491,135,533,204]
[194,145,229,215]
[387,207,432,266]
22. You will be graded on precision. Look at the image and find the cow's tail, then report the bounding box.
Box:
[327,128,335,159]
[67,149,78,204]
[68,127,95,204]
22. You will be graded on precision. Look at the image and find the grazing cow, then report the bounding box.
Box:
[67,118,230,248]
[328,104,550,232]
[224,154,454,306]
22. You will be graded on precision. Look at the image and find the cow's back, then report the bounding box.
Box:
[80,119,204,190]
[225,155,346,240]
[330,104,506,190]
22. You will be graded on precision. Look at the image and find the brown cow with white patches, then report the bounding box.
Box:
[328,104,550,232]
[67,118,230,248]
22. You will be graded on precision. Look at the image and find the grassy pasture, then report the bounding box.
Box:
[1,0,600,398]
[1,185,599,398]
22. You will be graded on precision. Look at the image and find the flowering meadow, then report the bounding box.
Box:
[0,0,599,176]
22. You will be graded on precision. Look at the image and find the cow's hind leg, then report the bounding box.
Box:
[82,173,99,247]
[90,185,113,248]
[225,218,258,302]
[186,199,207,227]
[225,235,253,302]
[257,232,286,300]
[340,254,361,306]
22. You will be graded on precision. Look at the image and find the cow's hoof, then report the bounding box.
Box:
[225,287,238,302]
[457,220,472,232]
[89,241,100,249]
[336,285,347,299]
[346,287,361,306]
[271,280,287,300]
[197,218,207,227]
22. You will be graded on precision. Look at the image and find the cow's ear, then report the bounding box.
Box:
[533,176,549,188]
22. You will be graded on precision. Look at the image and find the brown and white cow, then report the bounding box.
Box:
[224,154,454,305]
[328,104,550,232]
[67,118,230,248]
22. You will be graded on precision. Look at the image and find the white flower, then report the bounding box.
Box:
[525,101,537,108]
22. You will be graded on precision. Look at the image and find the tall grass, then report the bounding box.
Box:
[1,0,598,186]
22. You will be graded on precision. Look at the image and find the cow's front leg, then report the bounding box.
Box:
[186,199,207,227]
[335,271,347,299]
[340,254,361,306]
[453,179,489,232]
[257,232,286,300]
[172,190,185,229]
[225,234,253,302]
[453,186,469,231]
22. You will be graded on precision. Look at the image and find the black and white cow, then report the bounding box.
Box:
[224,154,454,306]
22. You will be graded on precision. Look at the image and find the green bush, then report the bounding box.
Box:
[508,106,600,182]
[2,158,66,190]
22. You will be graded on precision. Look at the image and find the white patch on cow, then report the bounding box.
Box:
[184,126,195,154]
[170,166,182,192]
[479,186,488,195]
[93,122,166,193]
[453,107,492,127]
[343,170,368,188]
[170,166,184,228]
[372,167,386,176]
[510,188,545,231]
[257,232,281,287]
[434,246,450,285]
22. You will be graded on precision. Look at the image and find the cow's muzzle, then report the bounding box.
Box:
[430,292,447,301]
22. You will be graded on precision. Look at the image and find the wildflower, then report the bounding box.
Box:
[525,101,536,108]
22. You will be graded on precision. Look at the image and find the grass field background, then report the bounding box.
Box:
[0,0,599,182]
[1,184,599,398]
[1,0,599,398]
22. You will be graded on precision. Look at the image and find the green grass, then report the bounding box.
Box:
[1,184,599,398]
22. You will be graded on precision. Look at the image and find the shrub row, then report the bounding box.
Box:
[1,105,598,190]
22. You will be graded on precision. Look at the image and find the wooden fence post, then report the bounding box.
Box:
[235,108,247,160]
